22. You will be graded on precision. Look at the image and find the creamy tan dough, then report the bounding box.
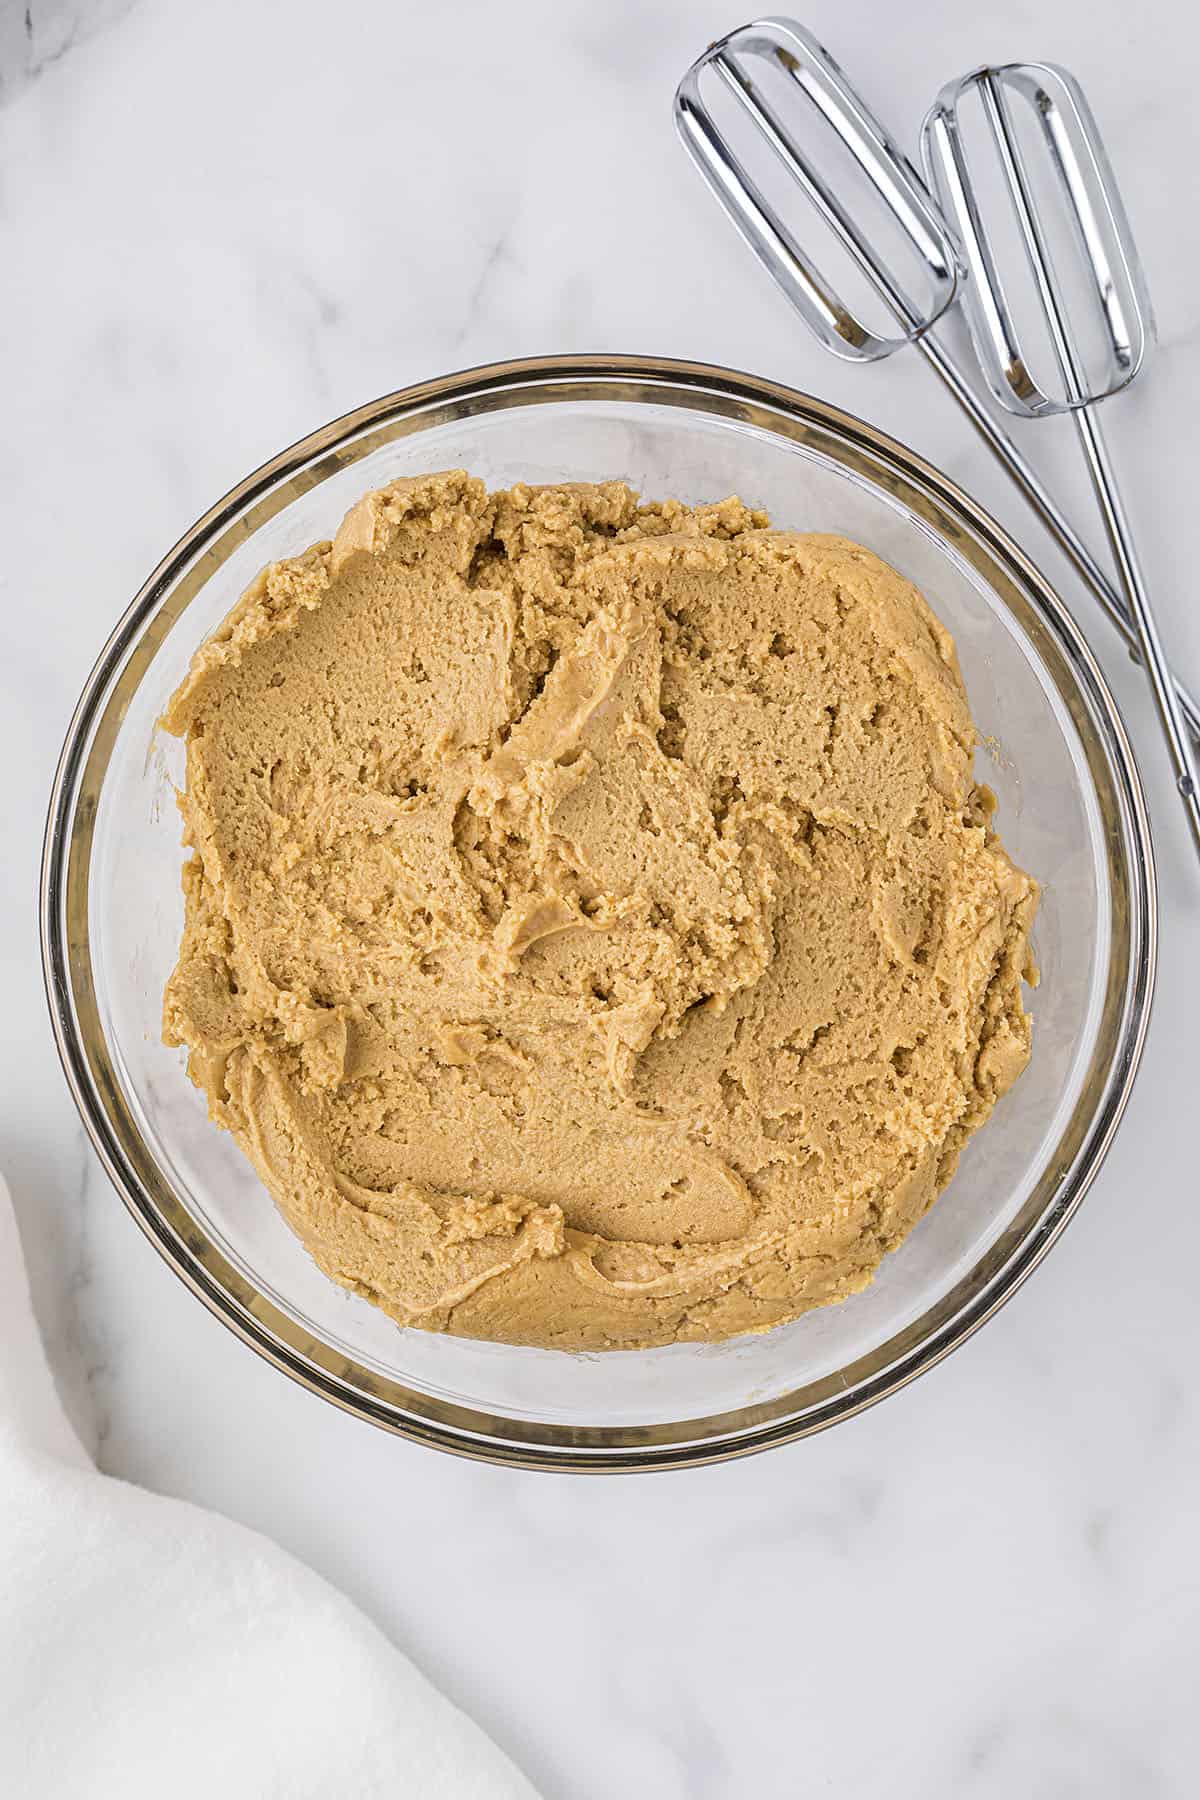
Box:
[162,471,1039,1349]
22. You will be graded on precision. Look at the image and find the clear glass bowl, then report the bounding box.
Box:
[41,357,1155,1471]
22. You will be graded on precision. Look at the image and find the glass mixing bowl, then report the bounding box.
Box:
[41,357,1155,1471]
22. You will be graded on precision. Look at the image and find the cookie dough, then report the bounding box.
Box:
[162,471,1039,1350]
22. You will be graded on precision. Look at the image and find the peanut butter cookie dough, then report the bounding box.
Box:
[163,472,1039,1350]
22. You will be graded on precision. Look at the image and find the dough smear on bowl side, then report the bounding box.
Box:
[161,470,1039,1350]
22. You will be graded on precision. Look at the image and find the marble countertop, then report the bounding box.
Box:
[4,0,1198,1793]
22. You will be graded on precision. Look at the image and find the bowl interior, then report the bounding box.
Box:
[64,375,1143,1459]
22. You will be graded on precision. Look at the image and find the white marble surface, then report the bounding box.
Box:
[3,0,1199,1792]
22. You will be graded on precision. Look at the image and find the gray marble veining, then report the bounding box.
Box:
[2,1,1197,1794]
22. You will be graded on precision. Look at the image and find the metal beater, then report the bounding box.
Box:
[922,60,1200,857]
[674,17,1200,862]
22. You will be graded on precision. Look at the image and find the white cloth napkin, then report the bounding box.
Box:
[0,1175,540,1799]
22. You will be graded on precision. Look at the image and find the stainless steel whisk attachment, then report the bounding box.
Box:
[674,18,1200,864]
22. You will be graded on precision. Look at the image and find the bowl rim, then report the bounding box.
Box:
[40,353,1157,1472]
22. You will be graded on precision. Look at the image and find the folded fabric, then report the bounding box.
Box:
[0,1174,540,1799]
